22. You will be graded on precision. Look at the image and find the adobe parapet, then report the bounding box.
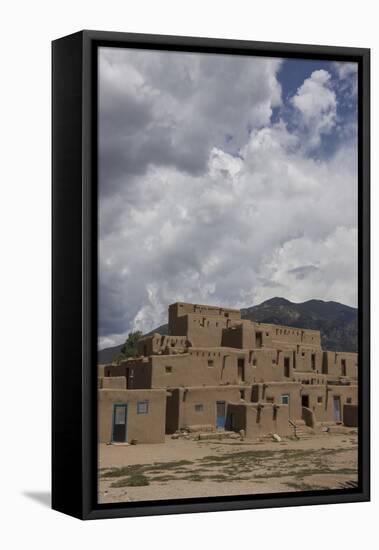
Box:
[169,302,240,331]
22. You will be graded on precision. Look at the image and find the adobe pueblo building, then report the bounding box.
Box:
[98,302,358,444]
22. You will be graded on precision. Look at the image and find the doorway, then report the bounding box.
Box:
[302,395,309,408]
[341,359,347,376]
[216,401,226,429]
[284,357,290,377]
[112,403,128,442]
[237,358,245,382]
[333,396,341,422]
[256,332,262,348]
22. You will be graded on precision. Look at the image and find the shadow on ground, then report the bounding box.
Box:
[23,491,51,507]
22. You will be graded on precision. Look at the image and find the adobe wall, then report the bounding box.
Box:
[227,403,291,438]
[323,351,358,379]
[98,364,106,377]
[298,384,357,423]
[169,302,240,322]
[105,359,152,389]
[292,372,328,385]
[186,314,229,347]
[247,348,295,382]
[221,324,244,348]
[150,352,221,387]
[222,321,268,349]
[259,323,321,350]
[251,382,302,420]
[98,389,166,444]
[343,404,358,427]
[106,347,308,389]
[99,376,127,390]
[171,386,242,431]
[150,348,242,387]
[293,348,324,373]
[149,347,296,388]
[137,333,188,356]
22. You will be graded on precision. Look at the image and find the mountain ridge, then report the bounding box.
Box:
[98,297,357,363]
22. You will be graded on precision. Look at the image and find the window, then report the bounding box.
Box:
[341,359,347,376]
[165,366,172,374]
[280,394,290,405]
[240,390,245,400]
[252,358,257,367]
[195,404,203,412]
[208,359,214,367]
[137,400,149,414]
[317,396,323,403]
[272,359,276,365]
[284,357,290,377]
[347,397,352,404]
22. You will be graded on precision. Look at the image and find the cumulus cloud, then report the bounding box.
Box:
[99,48,282,199]
[98,50,358,348]
[333,61,358,81]
[291,69,337,148]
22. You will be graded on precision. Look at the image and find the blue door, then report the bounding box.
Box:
[216,401,226,429]
[112,403,128,442]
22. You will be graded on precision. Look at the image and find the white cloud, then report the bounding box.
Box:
[256,226,358,306]
[98,52,358,348]
[99,48,283,199]
[333,61,358,103]
[291,69,337,148]
[333,61,358,80]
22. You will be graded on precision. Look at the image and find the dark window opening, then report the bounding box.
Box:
[341,359,347,376]
[237,358,245,382]
[256,332,263,348]
[284,357,290,377]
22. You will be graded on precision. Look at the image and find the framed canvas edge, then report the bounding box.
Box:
[52,30,370,520]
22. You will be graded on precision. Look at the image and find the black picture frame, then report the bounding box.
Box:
[52,30,370,520]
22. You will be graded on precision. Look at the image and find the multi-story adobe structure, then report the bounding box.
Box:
[98,302,358,444]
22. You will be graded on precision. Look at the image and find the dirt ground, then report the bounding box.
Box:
[98,428,358,504]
